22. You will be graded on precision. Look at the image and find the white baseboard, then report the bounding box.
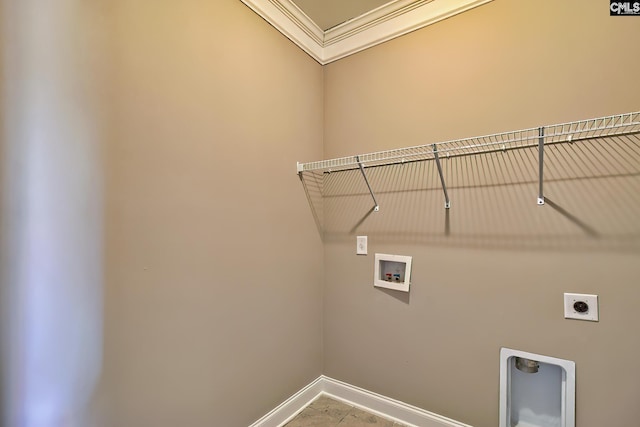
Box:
[248,375,474,427]
[248,376,325,427]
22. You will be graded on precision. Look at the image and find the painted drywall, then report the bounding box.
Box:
[1,2,108,426]
[322,1,640,426]
[1,0,323,426]
[0,1,5,422]
[93,1,325,426]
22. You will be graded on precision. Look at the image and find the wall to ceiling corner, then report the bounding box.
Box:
[96,0,325,426]
[321,1,640,426]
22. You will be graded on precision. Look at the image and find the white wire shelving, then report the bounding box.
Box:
[296,111,640,210]
[298,112,640,173]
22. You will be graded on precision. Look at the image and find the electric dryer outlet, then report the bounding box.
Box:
[564,293,599,321]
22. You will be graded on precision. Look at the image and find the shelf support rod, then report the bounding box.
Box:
[433,144,451,209]
[356,155,380,212]
[537,127,545,205]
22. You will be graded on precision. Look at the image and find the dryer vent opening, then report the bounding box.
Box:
[515,357,539,373]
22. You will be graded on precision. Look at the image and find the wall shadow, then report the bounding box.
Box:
[301,134,640,252]
[376,286,411,305]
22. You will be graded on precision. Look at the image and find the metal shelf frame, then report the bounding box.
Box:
[297,111,640,209]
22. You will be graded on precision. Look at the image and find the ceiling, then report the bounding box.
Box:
[292,0,392,31]
[240,0,494,64]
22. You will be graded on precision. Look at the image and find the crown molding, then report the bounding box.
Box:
[240,0,494,65]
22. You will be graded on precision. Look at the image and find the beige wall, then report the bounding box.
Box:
[0,0,5,421]
[322,1,640,427]
[2,2,108,426]
[95,0,324,426]
[2,1,323,425]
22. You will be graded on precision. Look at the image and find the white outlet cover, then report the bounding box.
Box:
[356,236,367,255]
[564,293,599,321]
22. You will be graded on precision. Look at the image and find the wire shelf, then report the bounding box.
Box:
[296,110,640,250]
[297,111,640,173]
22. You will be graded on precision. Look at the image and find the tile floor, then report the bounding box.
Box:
[284,395,408,427]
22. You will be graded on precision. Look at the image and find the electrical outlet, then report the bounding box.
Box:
[564,293,599,321]
[356,236,367,255]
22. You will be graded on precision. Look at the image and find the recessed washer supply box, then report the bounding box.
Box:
[374,253,412,292]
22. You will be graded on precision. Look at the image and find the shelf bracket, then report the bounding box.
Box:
[433,144,451,209]
[537,127,545,205]
[356,155,379,212]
